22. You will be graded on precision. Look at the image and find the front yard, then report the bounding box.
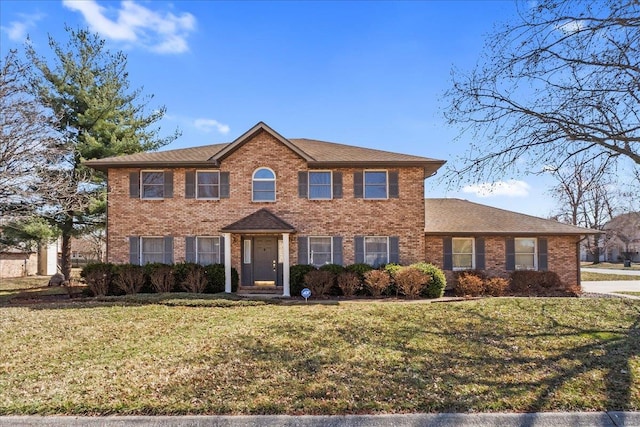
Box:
[0,294,638,415]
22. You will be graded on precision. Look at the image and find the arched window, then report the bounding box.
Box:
[252,167,276,201]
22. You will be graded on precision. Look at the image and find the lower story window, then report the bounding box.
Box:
[365,236,388,267]
[515,237,537,270]
[453,237,474,270]
[141,237,164,264]
[197,237,220,265]
[309,236,332,266]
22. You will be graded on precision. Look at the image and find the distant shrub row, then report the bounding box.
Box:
[453,270,576,297]
[81,263,239,296]
[290,262,447,299]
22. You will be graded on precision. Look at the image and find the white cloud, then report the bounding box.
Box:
[462,180,531,198]
[194,119,230,135]
[62,0,196,54]
[1,13,44,42]
[557,20,585,34]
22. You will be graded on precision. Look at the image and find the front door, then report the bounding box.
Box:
[253,237,277,286]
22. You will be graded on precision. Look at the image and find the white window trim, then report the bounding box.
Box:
[252,167,276,202]
[141,170,164,200]
[515,237,538,271]
[308,171,333,200]
[452,237,475,271]
[140,236,165,264]
[308,236,333,266]
[196,170,220,200]
[196,236,221,265]
[364,236,390,265]
[363,170,389,200]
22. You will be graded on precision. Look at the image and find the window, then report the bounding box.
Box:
[309,237,332,266]
[141,171,164,199]
[452,238,474,270]
[252,168,276,201]
[364,171,387,199]
[141,237,165,264]
[364,236,389,267]
[309,171,332,199]
[244,240,251,264]
[197,237,220,265]
[515,238,537,270]
[197,171,219,199]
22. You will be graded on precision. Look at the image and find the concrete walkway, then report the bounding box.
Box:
[2,412,639,427]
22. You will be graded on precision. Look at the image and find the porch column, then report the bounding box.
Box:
[282,232,291,297]
[223,232,232,293]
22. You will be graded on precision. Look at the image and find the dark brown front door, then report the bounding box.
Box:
[253,237,277,286]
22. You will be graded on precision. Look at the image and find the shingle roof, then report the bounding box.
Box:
[424,198,598,235]
[220,209,296,233]
[84,122,445,177]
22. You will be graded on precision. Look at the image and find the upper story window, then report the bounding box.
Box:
[252,168,276,202]
[197,171,220,199]
[141,171,164,199]
[515,238,537,270]
[309,171,332,200]
[452,237,474,270]
[364,171,388,199]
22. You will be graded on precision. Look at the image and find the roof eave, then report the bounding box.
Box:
[424,230,601,236]
[307,160,445,176]
[219,228,296,234]
[84,160,220,172]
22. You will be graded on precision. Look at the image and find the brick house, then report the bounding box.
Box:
[86,122,594,295]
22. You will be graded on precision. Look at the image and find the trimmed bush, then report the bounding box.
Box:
[290,264,317,296]
[204,263,238,293]
[181,263,207,293]
[383,263,402,278]
[304,270,335,298]
[484,277,509,297]
[81,263,115,296]
[455,271,484,297]
[412,262,447,299]
[395,266,430,299]
[345,263,374,281]
[319,264,345,275]
[509,270,564,295]
[364,269,391,297]
[113,264,145,295]
[144,263,175,293]
[337,271,361,297]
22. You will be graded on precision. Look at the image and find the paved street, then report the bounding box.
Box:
[582,266,640,295]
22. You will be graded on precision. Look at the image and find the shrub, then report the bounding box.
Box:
[383,263,402,278]
[145,263,175,293]
[484,277,509,297]
[114,264,145,295]
[412,262,447,299]
[337,271,361,297]
[181,263,207,293]
[455,271,484,297]
[509,270,564,295]
[345,263,374,281]
[81,263,115,296]
[304,269,335,297]
[290,264,316,296]
[364,269,391,297]
[394,266,430,299]
[319,263,345,275]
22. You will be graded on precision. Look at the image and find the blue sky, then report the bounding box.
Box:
[0,0,561,217]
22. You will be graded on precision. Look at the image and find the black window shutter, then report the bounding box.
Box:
[354,236,364,264]
[538,238,548,271]
[220,172,230,198]
[129,236,140,265]
[388,171,399,198]
[185,236,196,263]
[219,236,225,264]
[506,237,515,271]
[475,237,485,270]
[164,236,174,264]
[389,236,399,264]
[164,171,173,198]
[443,237,453,270]
[129,171,140,198]
[353,171,363,198]
[332,236,343,265]
[298,172,308,198]
[333,172,343,199]
[298,236,308,264]
[185,171,196,199]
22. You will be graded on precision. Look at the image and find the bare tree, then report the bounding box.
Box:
[445,0,640,183]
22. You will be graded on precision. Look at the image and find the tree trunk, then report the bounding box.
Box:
[60,219,73,280]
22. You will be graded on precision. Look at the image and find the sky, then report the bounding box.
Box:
[0,0,563,218]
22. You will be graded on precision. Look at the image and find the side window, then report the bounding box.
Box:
[197,171,220,199]
[364,171,388,199]
[141,171,164,199]
[452,238,474,270]
[309,236,332,266]
[515,238,537,270]
[364,236,389,267]
[309,172,332,200]
[252,168,276,202]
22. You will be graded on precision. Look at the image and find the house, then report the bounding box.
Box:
[85,122,595,295]
[603,212,640,262]
[0,247,37,278]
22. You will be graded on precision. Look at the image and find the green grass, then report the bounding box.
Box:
[0,275,86,304]
[582,262,640,270]
[618,292,640,297]
[581,271,640,281]
[0,297,638,415]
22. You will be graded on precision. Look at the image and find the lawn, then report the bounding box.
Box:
[619,292,640,297]
[581,271,640,281]
[0,296,638,415]
[582,262,640,270]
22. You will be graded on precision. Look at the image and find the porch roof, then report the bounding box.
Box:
[220,208,296,234]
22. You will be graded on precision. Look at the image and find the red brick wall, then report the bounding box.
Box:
[425,235,580,289]
[107,130,426,280]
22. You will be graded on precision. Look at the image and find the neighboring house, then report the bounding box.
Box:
[603,212,640,262]
[0,248,37,278]
[86,122,595,295]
